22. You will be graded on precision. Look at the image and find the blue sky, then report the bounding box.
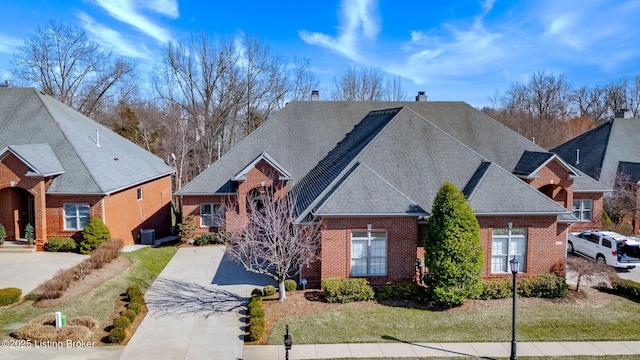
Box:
[1,0,639,107]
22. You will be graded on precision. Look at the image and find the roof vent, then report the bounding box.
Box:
[311,90,319,101]
[415,91,427,102]
[614,109,633,119]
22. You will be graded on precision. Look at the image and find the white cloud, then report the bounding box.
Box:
[90,0,175,44]
[77,12,153,60]
[299,0,380,62]
[140,0,179,18]
[0,33,23,54]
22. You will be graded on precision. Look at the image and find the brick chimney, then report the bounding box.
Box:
[415,91,427,102]
[614,109,633,119]
[311,90,320,101]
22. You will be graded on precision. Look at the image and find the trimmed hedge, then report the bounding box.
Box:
[375,281,421,301]
[263,285,276,297]
[284,279,297,292]
[322,278,374,303]
[613,279,640,300]
[113,315,131,329]
[251,288,264,297]
[476,273,568,300]
[0,287,22,306]
[193,232,226,246]
[122,309,137,322]
[108,327,126,344]
[45,237,77,252]
[126,285,144,301]
[247,295,265,341]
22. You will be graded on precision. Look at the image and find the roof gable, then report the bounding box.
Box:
[0,88,174,194]
[513,151,578,179]
[465,162,570,215]
[231,151,293,182]
[0,144,64,177]
[313,162,427,216]
[551,121,613,180]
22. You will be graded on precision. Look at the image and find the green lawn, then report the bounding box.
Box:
[267,296,640,345]
[0,246,176,340]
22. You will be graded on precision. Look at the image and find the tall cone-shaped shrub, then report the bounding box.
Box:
[80,217,111,254]
[424,182,483,307]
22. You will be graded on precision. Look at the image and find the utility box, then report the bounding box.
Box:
[140,229,155,245]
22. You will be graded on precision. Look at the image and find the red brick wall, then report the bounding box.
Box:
[103,176,173,245]
[478,215,567,279]
[182,194,236,237]
[45,195,104,246]
[570,192,604,233]
[527,160,574,210]
[318,217,419,285]
[1,153,49,249]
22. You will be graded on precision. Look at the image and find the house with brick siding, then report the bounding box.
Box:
[552,110,640,232]
[178,98,608,286]
[0,87,174,250]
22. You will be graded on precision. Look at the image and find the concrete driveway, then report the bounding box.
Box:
[120,245,273,360]
[0,252,88,295]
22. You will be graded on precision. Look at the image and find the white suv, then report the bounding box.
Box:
[567,230,640,269]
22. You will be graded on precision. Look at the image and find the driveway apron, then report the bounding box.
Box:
[120,245,273,360]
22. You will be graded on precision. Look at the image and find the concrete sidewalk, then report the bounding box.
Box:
[119,245,273,360]
[244,341,640,359]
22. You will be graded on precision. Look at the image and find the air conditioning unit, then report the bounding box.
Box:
[140,229,155,245]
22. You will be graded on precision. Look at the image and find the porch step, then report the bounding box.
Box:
[0,241,37,253]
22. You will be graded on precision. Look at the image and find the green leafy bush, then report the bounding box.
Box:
[424,182,483,307]
[518,273,568,299]
[178,215,196,243]
[25,223,34,242]
[613,279,640,299]
[477,279,512,300]
[284,279,297,292]
[128,301,143,314]
[122,309,137,322]
[0,287,22,306]
[0,224,6,244]
[375,281,421,301]
[193,232,224,246]
[322,278,374,303]
[126,285,144,300]
[45,237,77,252]
[263,285,276,297]
[251,288,264,297]
[247,294,265,341]
[79,217,111,254]
[113,315,131,329]
[108,327,126,344]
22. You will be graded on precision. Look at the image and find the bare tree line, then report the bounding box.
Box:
[485,71,640,149]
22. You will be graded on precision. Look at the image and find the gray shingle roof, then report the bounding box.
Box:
[617,161,640,183]
[1,144,64,176]
[178,101,585,219]
[551,121,613,180]
[513,151,554,176]
[0,87,174,194]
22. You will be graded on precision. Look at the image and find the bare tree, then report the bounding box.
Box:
[566,256,618,291]
[331,66,385,101]
[290,57,319,101]
[604,78,628,116]
[604,172,637,225]
[383,75,407,101]
[223,193,322,301]
[10,19,136,116]
[570,85,608,123]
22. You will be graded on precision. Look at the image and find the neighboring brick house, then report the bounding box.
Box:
[0,87,174,250]
[178,97,608,286]
[553,110,640,232]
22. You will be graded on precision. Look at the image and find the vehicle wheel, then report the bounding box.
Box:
[596,254,606,264]
[567,241,574,254]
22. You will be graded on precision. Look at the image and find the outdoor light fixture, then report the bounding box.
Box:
[284,324,293,360]
[510,257,520,360]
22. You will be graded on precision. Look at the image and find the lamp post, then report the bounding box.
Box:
[510,257,520,360]
[284,324,292,360]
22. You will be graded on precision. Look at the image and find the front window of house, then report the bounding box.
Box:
[200,203,224,227]
[573,199,592,221]
[351,229,387,276]
[491,228,527,273]
[63,204,90,230]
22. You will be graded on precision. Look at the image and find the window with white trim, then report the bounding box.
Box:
[491,228,527,273]
[351,229,387,276]
[63,204,90,230]
[200,203,224,227]
[572,199,592,221]
[137,187,143,201]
